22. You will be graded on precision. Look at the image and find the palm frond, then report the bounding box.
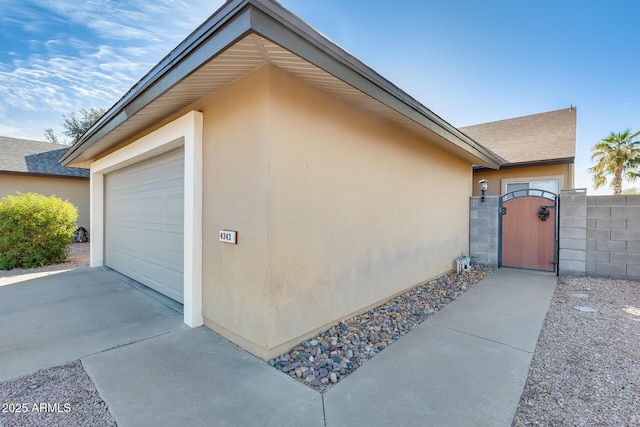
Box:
[592,173,607,189]
[589,129,640,189]
[625,170,640,182]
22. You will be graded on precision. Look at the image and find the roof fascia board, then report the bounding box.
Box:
[121,14,253,120]
[61,0,253,165]
[60,110,128,164]
[0,170,89,180]
[473,157,575,171]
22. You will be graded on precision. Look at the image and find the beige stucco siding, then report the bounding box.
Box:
[194,64,473,360]
[200,66,271,351]
[265,66,471,356]
[473,163,573,196]
[0,174,89,229]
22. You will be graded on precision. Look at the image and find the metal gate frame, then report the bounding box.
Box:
[498,189,559,273]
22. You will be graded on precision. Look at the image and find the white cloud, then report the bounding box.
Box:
[39,0,224,46]
[0,0,225,139]
[0,123,29,138]
[86,18,161,43]
[0,48,137,113]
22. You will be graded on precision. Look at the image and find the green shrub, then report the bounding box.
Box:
[0,192,78,270]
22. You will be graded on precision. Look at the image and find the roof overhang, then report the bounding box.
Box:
[473,157,575,171]
[0,170,89,180]
[61,0,501,169]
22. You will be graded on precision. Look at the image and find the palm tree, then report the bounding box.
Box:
[588,129,640,194]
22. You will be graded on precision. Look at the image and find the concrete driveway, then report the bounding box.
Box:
[0,267,185,383]
[0,266,556,427]
[0,267,323,426]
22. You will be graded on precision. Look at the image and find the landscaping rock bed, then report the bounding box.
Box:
[269,265,494,392]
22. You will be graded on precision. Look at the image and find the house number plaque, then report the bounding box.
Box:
[219,230,237,244]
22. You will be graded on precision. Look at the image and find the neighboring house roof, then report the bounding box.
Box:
[0,136,89,178]
[460,107,576,168]
[61,0,501,169]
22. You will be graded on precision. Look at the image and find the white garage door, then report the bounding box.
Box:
[104,149,184,303]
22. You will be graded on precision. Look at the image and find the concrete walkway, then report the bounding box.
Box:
[0,267,556,426]
[323,268,556,426]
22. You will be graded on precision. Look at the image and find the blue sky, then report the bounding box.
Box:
[1,0,639,193]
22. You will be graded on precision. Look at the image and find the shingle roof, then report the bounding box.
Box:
[0,136,89,178]
[459,108,576,166]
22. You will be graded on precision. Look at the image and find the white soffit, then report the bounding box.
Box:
[74,34,486,166]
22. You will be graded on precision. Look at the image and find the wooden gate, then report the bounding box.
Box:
[500,189,557,272]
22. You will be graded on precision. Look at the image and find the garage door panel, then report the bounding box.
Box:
[105,256,183,303]
[139,194,169,219]
[165,231,183,255]
[166,195,184,224]
[105,149,184,303]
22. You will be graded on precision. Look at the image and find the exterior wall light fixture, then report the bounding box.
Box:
[479,179,489,202]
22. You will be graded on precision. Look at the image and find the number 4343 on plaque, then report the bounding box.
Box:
[219,230,237,244]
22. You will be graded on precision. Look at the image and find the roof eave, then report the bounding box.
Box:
[248,3,501,168]
[0,170,89,180]
[473,156,575,171]
[61,0,254,166]
[61,0,501,169]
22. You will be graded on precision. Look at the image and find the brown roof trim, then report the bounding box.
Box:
[0,170,90,180]
[473,157,574,171]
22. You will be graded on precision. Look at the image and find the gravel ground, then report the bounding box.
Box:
[513,276,640,427]
[0,361,116,427]
[0,243,89,278]
[269,265,494,392]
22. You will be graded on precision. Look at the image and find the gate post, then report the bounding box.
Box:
[558,189,587,276]
[469,196,499,266]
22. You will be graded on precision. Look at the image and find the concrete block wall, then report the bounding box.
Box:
[470,191,640,280]
[469,196,499,266]
[558,191,640,280]
[585,195,640,279]
[558,190,587,275]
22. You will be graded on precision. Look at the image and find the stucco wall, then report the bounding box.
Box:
[473,163,573,196]
[192,64,473,359]
[0,174,90,229]
[264,66,472,357]
[199,66,271,353]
